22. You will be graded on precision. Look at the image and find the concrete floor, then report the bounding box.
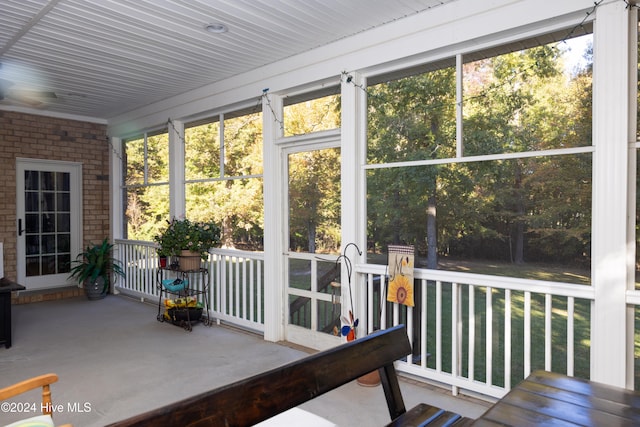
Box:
[0,295,490,426]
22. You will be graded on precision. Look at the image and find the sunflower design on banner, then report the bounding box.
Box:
[387,245,415,307]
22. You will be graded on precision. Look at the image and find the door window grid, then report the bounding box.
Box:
[24,170,71,277]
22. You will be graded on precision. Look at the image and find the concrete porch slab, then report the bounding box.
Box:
[0,296,489,426]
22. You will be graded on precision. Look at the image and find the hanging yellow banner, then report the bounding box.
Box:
[387,245,415,307]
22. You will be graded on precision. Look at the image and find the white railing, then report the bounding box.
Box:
[117,240,640,399]
[355,263,595,399]
[209,248,265,332]
[117,239,161,299]
[114,240,265,333]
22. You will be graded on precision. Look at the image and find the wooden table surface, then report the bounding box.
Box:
[473,370,640,426]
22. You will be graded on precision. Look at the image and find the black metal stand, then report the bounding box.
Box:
[156,267,211,331]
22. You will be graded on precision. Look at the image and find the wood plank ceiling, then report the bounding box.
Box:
[0,0,457,120]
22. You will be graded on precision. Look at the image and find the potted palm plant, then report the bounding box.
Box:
[68,238,125,300]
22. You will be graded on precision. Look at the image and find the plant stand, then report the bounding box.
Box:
[156,266,211,331]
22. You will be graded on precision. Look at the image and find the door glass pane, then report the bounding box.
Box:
[318,260,337,295]
[57,171,70,190]
[289,259,311,291]
[24,170,72,277]
[317,300,340,333]
[25,193,39,211]
[25,214,39,233]
[41,172,54,190]
[25,170,39,190]
[288,148,341,254]
[57,193,70,211]
[289,295,311,328]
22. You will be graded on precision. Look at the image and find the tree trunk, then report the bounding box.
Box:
[308,220,316,253]
[222,216,234,248]
[513,161,525,264]
[426,193,438,269]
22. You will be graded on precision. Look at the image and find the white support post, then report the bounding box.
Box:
[168,119,186,219]
[456,54,463,158]
[262,92,285,342]
[109,136,124,239]
[109,136,124,292]
[626,5,638,390]
[341,71,367,337]
[591,0,631,387]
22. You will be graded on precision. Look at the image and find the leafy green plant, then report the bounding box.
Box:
[68,238,125,293]
[154,218,221,259]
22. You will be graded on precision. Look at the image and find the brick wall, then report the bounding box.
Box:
[0,110,109,284]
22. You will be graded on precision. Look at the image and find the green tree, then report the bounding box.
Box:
[288,148,341,253]
[464,44,591,264]
[368,67,456,268]
[185,112,264,249]
[124,132,170,241]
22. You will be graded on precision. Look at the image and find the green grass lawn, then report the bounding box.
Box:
[437,258,591,285]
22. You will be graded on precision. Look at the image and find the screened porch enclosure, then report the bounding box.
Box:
[104,0,640,403]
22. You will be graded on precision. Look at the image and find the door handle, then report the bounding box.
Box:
[18,219,24,236]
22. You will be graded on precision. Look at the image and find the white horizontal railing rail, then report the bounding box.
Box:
[114,240,265,333]
[355,263,595,399]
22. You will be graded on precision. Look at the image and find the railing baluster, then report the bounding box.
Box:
[421,278,428,369]
[258,260,263,324]
[452,282,459,394]
[504,289,511,390]
[367,274,374,333]
[222,257,228,316]
[248,257,254,322]
[381,275,387,329]
[567,296,575,376]
[234,256,240,318]
[486,286,493,387]
[545,294,552,371]
[469,284,475,382]
[524,291,531,378]
[436,280,442,373]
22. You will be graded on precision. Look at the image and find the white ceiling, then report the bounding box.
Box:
[0,0,457,120]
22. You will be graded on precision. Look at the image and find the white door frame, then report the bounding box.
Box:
[16,158,83,290]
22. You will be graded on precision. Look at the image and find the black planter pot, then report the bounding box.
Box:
[85,276,107,300]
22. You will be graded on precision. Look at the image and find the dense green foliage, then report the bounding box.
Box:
[367,39,593,275]
[124,36,594,279]
[154,218,221,258]
[185,114,264,249]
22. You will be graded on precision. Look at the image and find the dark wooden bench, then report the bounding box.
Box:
[107,324,472,427]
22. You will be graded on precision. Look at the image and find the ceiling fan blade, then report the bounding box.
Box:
[4,88,57,107]
[11,89,57,99]
[0,78,13,100]
[0,63,56,106]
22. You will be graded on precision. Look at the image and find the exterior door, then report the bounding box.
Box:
[16,159,82,290]
[285,146,342,350]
